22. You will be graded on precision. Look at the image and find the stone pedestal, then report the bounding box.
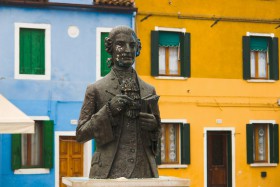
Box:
[62,176,190,187]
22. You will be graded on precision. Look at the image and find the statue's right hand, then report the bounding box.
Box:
[109,95,133,116]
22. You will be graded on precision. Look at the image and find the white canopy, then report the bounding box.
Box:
[0,95,34,134]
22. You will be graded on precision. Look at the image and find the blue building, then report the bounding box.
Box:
[0,0,136,186]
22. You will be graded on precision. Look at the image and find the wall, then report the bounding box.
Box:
[135,0,280,187]
[0,5,133,187]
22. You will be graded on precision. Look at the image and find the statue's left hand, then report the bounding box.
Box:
[138,112,158,131]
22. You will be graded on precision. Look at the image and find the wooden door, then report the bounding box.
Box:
[207,131,230,187]
[59,136,84,187]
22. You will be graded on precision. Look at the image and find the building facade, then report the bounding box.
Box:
[0,0,136,186]
[134,0,280,187]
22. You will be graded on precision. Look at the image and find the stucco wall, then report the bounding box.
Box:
[0,5,133,187]
[134,0,280,187]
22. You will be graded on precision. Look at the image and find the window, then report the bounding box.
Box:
[156,123,190,166]
[151,29,190,77]
[246,123,279,164]
[243,35,279,80]
[96,28,112,80]
[20,28,45,75]
[15,23,51,80]
[12,120,54,170]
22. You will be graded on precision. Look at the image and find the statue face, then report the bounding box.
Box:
[112,33,137,69]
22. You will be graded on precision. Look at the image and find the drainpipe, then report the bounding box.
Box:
[132,11,136,31]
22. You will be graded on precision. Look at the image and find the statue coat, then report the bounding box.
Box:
[76,70,161,178]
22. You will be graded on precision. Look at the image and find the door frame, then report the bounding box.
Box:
[204,127,235,187]
[55,131,92,187]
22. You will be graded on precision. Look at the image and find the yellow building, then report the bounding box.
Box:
[134,0,280,187]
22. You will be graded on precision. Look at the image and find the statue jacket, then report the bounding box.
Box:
[76,70,161,178]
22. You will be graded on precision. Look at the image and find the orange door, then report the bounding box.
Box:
[59,136,84,187]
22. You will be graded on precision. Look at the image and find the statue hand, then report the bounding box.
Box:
[138,112,158,131]
[109,95,133,116]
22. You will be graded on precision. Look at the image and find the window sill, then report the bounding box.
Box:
[246,79,276,83]
[155,76,188,80]
[14,168,50,174]
[158,164,188,169]
[250,163,278,167]
[15,74,51,80]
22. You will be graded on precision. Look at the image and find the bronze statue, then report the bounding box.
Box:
[76,26,161,179]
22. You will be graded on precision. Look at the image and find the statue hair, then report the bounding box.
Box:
[104,26,142,68]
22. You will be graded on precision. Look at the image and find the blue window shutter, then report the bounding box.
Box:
[246,124,254,164]
[43,120,54,168]
[243,36,251,80]
[12,134,21,170]
[269,37,279,80]
[151,31,159,76]
[180,33,191,77]
[181,123,190,164]
[269,124,279,163]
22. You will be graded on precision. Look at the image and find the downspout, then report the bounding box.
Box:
[132,11,136,31]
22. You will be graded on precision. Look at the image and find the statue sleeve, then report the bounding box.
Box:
[76,85,114,145]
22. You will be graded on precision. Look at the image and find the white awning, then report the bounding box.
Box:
[0,95,34,134]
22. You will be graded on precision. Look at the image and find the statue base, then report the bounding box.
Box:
[62,176,190,187]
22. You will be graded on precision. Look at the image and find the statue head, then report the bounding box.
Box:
[105,26,141,69]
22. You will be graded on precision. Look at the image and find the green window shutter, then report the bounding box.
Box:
[20,29,32,74]
[246,124,254,164]
[181,123,190,164]
[11,134,21,170]
[269,37,279,80]
[180,32,191,77]
[243,36,251,80]
[101,32,111,77]
[155,137,161,165]
[151,31,159,76]
[20,28,45,75]
[43,120,54,168]
[269,124,279,163]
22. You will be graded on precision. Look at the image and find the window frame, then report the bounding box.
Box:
[243,32,278,82]
[157,119,190,169]
[13,116,54,174]
[151,27,190,80]
[15,23,51,80]
[21,121,44,168]
[253,123,269,163]
[247,120,279,167]
[96,27,112,81]
[159,46,181,76]
[160,123,180,164]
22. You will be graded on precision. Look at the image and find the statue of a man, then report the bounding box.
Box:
[76,26,161,179]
